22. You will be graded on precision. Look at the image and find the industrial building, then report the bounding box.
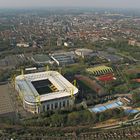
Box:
[15,71,78,114]
[31,54,53,65]
[97,51,123,63]
[75,48,93,58]
[50,51,75,66]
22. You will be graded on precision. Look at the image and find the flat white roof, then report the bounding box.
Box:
[15,71,78,104]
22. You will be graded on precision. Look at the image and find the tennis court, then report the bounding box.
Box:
[89,100,124,113]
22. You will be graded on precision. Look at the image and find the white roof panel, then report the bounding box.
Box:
[15,71,78,104]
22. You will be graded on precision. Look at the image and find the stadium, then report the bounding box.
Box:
[15,71,78,114]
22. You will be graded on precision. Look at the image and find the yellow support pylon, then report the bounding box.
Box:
[69,79,77,106]
[11,74,16,88]
[73,80,77,87]
[58,67,62,74]
[21,69,24,75]
[46,65,49,71]
[71,88,74,97]
[36,96,41,106]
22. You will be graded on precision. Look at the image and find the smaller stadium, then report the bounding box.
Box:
[15,71,78,114]
[86,65,116,82]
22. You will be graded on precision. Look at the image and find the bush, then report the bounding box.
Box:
[132,92,140,104]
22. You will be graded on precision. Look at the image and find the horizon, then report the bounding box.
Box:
[0,6,140,11]
[0,0,140,9]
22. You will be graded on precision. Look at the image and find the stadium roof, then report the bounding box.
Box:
[15,71,78,104]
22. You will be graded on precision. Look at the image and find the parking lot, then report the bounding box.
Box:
[7,82,33,119]
[0,83,33,121]
[0,84,15,119]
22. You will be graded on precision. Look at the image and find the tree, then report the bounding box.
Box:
[51,114,64,127]
[132,92,140,103]
[81,110,93,123]
[99,113,106,122]
[67,112,80,125]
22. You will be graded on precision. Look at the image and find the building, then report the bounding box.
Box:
[15,71,78,114]
[64,42,69,47]
[128,39,136,46]
[17,43,29,48]
[97,51,123,63]
[75,48,93,58]
[128,39,140,47]
[57,38,63,46]
[31,54,53,65]
[86,65,113,76]
[50,51,75,66]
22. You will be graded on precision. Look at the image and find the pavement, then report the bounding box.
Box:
[0,84,15,117]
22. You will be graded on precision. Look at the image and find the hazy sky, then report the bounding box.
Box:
[0,0,140,9]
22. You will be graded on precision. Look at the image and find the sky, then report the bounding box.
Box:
[0,0,140,9]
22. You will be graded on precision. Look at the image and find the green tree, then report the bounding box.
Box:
[99,113,106,122]
[81,110,93,123]
[132,92,140,103]
[51,114,64,127]
[67,112,80,125]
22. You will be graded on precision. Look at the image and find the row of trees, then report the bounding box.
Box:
[22,107,126,128]
[104,40,140,60]
[0,69,12,82]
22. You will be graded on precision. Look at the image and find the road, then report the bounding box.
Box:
[92,113,140,130]
[134,112,140,119]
